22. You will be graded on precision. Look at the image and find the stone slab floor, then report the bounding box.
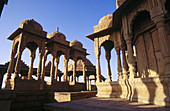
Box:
[44,97,170,111]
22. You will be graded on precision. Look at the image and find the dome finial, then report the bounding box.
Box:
[56,27,59,32]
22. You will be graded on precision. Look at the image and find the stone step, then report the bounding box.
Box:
[47,91,97,103]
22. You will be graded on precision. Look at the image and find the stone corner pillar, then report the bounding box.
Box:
[82,62,86,83]
[41,54,47,82]
[121,46,129,80]
[72,59,77,85]
[54,57,59,82]
[50,54,55,84]
[125,34,137,79]
[14,50,24,79]
[94,37,101,82]
[37,49,43,80]
[95,53,101,83]
[6,49,16,80]
[63,56,68,82]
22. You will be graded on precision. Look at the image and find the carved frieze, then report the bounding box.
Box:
[93,14,113,33]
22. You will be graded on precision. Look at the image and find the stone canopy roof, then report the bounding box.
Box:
[67,58,106,81]
[68,59,95,72]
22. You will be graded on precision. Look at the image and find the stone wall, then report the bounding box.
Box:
[5,79,87,92]
[1,81,88,110]
[96,76,170,106]
[0,90,47,111]
[0,90,15,111]
[11,91,47,111]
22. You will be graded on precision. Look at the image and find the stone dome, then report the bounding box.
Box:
[47,27,66,40]
[70,39,83,48]
[68,59,95,72]
[19,19,43,30]
[98,14,112,24]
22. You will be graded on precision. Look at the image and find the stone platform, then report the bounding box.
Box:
[44,97,170,111]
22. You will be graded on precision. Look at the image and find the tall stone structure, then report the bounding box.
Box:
[87,0,170,106]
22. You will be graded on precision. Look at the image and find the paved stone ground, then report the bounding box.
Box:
[44,97,170,111]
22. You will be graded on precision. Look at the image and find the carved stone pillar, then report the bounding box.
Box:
[73,60,76,84]
[105,51,112,82]
[89,79,91,91]
[14,51,23,79]
[37,49,43,80]
[121,47,129,79]
[96,52,101,82]
[41,55,47,82]
[54,57,59,81]
[50,55,55,83]
[87,76,89,91]
[28,50,36,80]
[83,62,86,83]
[153,17,170,75]
[115,47,123,80]
[125,35,137,79]
[6,49,16,80]
[63,56,68,82]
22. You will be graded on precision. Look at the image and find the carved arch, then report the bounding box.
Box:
[77,56,86,62]
[100,40,114,52]
[25,38,42,50]
[56,50,65,58]
[13,41,19,52]
[25,42,38,52]
[129,10,152,36]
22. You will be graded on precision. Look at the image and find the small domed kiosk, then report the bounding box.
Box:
[5,20,89,92]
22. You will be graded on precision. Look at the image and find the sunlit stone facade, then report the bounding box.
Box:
[87,0,170,106]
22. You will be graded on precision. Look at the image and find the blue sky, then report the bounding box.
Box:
[0,0,118,81]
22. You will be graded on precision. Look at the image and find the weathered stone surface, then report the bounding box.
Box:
[86,0,170,107]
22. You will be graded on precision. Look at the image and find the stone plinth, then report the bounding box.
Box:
[5,79,87,92]
[5,79,42,90]
[47,91,97,103]
[45,81,69,92]
[69,83,86,92]
[96,76,170,106]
